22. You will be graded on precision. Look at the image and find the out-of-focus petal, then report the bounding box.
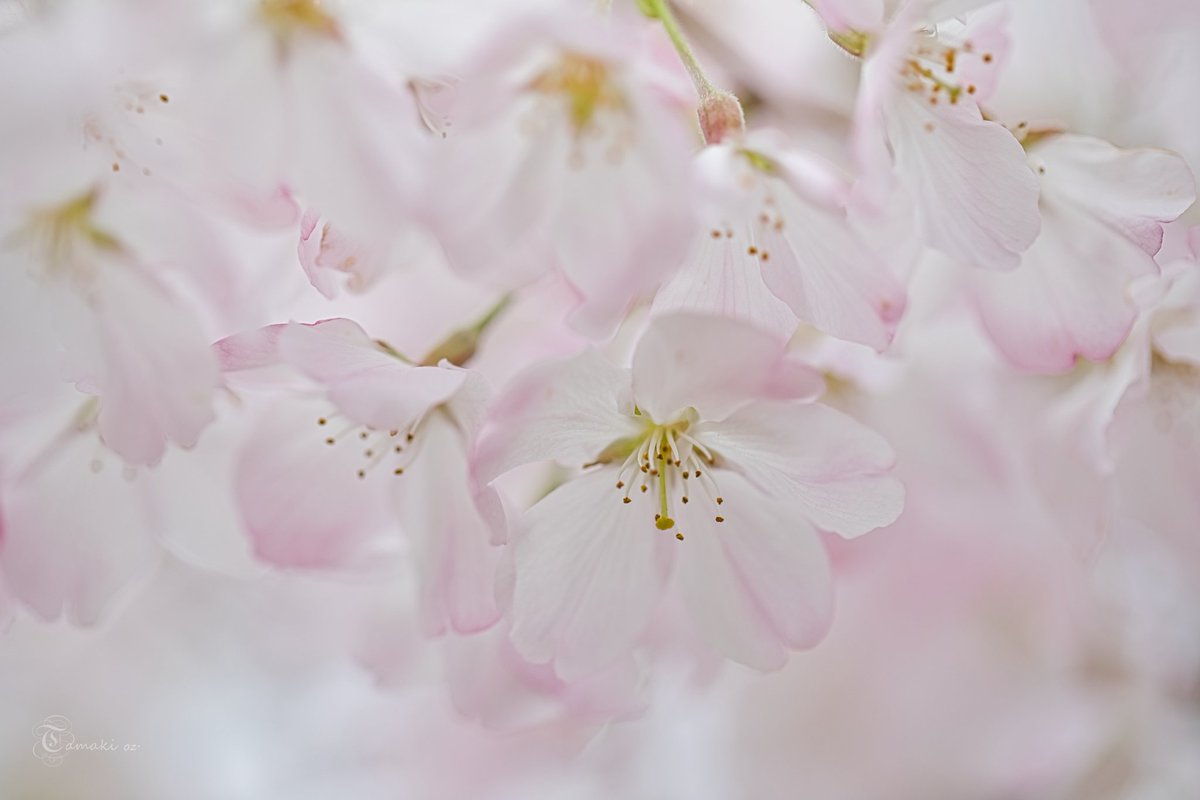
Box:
[395,412,499,636]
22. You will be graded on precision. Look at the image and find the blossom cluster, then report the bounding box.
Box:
[1,0,1199,796]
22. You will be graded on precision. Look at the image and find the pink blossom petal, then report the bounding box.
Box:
[695,400,904,538]
[808,0,885,32]
[675,471,833,670]
[754,180,907,351]
[970,201,1158,372]
[472,349,641,485]
[655,142,907,350]
[90,264,219,466]
[509,469,669,681]
[395,412,499,636]
[278,320,467,432]
[885,92,1041,270]
[632,314,824,424]
[235,401,397,571]
[1030,135,1195,254]
[971,135,1195,372]
[0,446,161,625]
[652,228,800,342]
[444,622,645,731]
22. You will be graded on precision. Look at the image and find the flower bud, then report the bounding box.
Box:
[697,90,745,145]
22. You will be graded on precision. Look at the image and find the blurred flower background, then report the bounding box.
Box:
[1,0,1198,797]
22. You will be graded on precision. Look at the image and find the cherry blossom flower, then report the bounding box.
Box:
[426,10,695,337]
[216,317,500,636]
[0,394,164,625]
[0,188,220,466]
[473,314,904,678]
[967,132,1195,372]
[157,0,432,238]
[810,0,1042,270]
[653,130,908,348]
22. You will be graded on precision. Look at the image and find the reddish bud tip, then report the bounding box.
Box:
[697,91,745,145]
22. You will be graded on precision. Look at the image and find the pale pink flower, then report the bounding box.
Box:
[426,11,695,337]
[295,208,443,299]
[653,131,908,349]
[968,134,1195,372]
[812,0,1042,269]
[158,0,431,239]
[0,188,220,466]
[1092,232,1200,577]
[473,314,904,679]
[0,398,163,625]
[216,317,500,636]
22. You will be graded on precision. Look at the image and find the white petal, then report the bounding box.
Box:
[695,400,904,537]
[886,92,1041,270]
[757,175,907,351]
[632,313,823,423]
[472,349,639,485]
[509,469,669,681]
[969,199,1154,372]
[652,226,801,342]
[675,471,833,670]
[970,135,1195,372]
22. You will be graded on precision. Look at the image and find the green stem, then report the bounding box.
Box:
[469,293,513,337]
[639,0,717,98]
[374,339,414,364]
[419,293,513,367]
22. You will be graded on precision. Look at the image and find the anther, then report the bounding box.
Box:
[616,480,625,489]
[675,532,684,541]
[317,417,327,425]
[393,467,404,475]
[715,516,725,523]
[716,496,724,505]
[623,497,632,504]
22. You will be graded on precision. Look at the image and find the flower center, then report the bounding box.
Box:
[17,190,121,287]
[259,0,340,43]
[591,413,726,541]
[524,53,634,169]
[901,31,994,106]
[316,412,425,480]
